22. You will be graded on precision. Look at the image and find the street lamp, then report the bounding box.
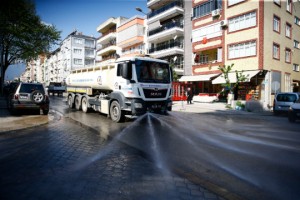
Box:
[135,7,147,15]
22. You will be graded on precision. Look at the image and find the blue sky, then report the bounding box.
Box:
[6,0,148,80]
[35,0,148,40]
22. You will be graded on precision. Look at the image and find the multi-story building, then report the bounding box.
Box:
[96,17,128,67]
[187,0,300,108]
[44,30,96,85]
[147,0,185,76]
[117,16,147,57]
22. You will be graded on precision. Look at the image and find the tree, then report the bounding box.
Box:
[0,0,61,94]
[218,64,248,98]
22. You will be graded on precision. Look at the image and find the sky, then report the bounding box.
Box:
[35,0,148,40]
[6,0,148,81]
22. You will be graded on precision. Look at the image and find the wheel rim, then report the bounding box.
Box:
[33,92,43,103]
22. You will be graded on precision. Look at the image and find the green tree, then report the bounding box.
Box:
[0,0,61,94]
[218,64,248,96]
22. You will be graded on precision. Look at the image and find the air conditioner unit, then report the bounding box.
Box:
[211,9,220,17]
[220,20,228,27]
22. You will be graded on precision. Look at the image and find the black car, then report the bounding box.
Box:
[8,82,49,115]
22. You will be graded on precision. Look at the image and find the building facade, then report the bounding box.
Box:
[147,0,185,76]
[117,16,147,57]
[187,0,300,108]
[96,17,128,67]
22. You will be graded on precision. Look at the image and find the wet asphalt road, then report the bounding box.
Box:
[1,96,300,200]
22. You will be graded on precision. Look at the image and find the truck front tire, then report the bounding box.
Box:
[110,101,124,123]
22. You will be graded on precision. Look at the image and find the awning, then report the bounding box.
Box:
[212,70,260,84]
[179,74,220,82]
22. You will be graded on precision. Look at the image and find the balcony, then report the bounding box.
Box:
[149,41,183,58]
[97,31,116,44]
[147,1,184,24]
[148,21,183,43]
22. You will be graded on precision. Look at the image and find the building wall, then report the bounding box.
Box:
[224,0,259,71]
[184,0,193,75]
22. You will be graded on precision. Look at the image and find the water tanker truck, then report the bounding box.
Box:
[66,56,173,122]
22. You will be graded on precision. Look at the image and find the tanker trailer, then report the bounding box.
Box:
[66,56,173,122]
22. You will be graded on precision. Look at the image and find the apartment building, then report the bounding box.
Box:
[96,17,128,67]
[147,0,185,76]
[188,0,300,108]
[117,16,147,57]
[23,30,96,85]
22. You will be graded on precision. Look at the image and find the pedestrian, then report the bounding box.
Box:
[186,87,193,104]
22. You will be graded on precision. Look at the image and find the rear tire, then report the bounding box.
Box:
[42,109,49,115]
[110,101,124,123]
[75,96,82,110]
[81,97,89,113]
[68,95,74,108]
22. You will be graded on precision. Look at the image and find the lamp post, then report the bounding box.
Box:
[135,7,147,15]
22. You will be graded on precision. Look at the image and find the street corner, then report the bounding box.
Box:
[0,111,54,133]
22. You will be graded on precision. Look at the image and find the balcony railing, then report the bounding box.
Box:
[149,21,183,37]
[149,41,183,53]
[148,1,183,19]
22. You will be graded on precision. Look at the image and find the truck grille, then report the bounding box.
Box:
[143,88,168,98]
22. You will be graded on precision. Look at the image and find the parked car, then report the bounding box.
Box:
[8,82,50,115]
[273,92,300,115]
[288,99,300,122]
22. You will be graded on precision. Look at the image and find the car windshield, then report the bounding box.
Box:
[276,94,297,102]
[135,60,170,83]
[20,84,44,93]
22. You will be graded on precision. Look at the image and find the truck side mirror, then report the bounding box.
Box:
[119,62,132,80]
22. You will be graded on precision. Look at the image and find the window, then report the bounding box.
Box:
[73,48,82,55]
[74,38,83,44]
[285,48,291,63]
[286,0,292,13]
[273,43,280,60]
[228,41,256,59]
[273,16,280,32]
[295,16,300,26]
[293,64,300,72]
[285,23,291,38]
[74,58,83,65]
[294,40,300,49]
[228,11,256,32]
[228,0,245,6]
[200,54,209,64]
[193,0,222,18]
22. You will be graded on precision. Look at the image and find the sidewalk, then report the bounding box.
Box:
[0,96,50,133]
[172,100,273,116]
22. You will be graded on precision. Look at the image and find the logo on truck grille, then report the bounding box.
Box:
[143,88,167,98]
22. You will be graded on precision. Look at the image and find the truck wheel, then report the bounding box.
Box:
[81,97,89,113]
[68,95,74,108]
[75,96,82,110]
[110,101,124,123]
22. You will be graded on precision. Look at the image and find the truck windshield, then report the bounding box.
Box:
[135,60,171,83]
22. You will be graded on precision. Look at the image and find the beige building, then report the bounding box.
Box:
[117,16,147,57]
[189,0,300,108]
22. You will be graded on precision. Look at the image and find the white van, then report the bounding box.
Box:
[273,92,300,115]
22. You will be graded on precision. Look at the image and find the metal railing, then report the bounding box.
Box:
[149,21,183,37]
[148,1,183,19]
[148,41,183,54]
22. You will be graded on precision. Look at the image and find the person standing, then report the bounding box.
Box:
[186,87,193,104]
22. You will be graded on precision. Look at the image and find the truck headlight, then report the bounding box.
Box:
[134,103,143,108]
